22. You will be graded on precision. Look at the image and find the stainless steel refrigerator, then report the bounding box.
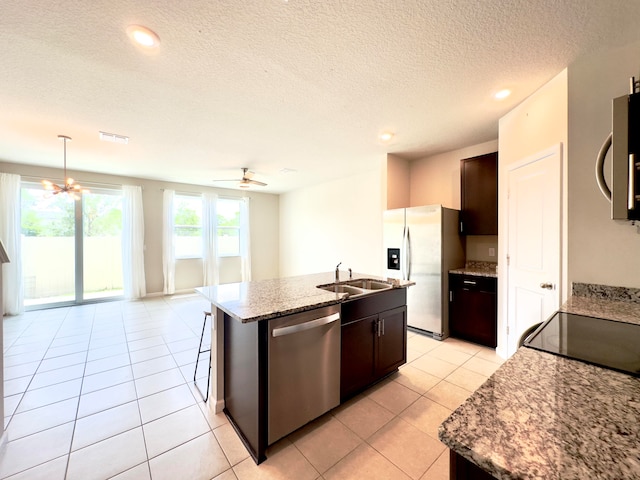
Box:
[383,205,465,339]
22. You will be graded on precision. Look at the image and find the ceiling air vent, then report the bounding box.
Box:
[99,131,129,144]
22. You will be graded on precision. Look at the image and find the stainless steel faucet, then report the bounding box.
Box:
[335,262,341,283]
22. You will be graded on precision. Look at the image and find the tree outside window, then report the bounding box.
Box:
[174,195,202,258]
[217,198,241,256]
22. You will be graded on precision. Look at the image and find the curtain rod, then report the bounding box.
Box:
[160,188,248,200]
[21,175,142,190]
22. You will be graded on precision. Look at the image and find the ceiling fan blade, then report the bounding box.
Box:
[212,178,242,182]
[248,179,267,186]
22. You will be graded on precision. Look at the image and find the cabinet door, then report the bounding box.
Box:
[341,315,377,400]
[461,152,498,235]
[375,306,407,377]
[449,284,497,348]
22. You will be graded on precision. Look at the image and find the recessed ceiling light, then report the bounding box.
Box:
[126,25,160,48]
[494,88,512,100]
[379,132,394,143]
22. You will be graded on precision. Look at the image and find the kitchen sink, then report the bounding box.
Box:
[319,284,365,296]
[343,279,392,290]
[317,278,393,297]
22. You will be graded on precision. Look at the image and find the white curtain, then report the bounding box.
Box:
[0,173,24,315]
[202,192,219,286]
[162,189,175,294]
[240,197,252,282]
[122,185,146,299]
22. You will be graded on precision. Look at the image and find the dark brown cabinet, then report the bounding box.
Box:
[340,289,407,401]
[460,152,498,235]
[449,450,496,480]
[449,274,497,348]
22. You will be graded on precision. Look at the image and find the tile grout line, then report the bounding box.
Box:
[63,303,100,480]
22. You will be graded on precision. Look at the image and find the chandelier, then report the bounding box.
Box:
[42,135,89,199]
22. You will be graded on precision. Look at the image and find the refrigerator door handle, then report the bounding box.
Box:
[401,226,407,280]
[405,226,412,280]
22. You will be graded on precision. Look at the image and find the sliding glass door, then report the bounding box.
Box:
[21,183,124,308]
[82,189,124,301]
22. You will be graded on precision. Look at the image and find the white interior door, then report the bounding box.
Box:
[506,145,562,356]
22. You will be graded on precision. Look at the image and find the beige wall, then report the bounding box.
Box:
[279,165,384,278]
[497,68,569,357]
[410,140,498,210]
[386,154,410,209]
[0,161,280,295]
[409,140,499,262]
[568,40,640,288]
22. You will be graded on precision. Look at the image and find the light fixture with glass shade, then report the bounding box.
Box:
[42,135,89,199]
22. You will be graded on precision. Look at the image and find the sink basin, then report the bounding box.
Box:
[344,279,392,290]
[319,284,364,296]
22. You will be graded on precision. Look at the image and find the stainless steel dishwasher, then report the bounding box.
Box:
[267,304,341,444]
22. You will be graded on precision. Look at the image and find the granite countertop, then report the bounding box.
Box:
[439,292,640,480]
[449,261,498,278]
[196,272,413,323]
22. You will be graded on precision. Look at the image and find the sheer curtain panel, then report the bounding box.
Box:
[0,173,24,314]
[240,197,252,282]
[122,185,146,299]
[162,189,176,294]
[202,192,219,286]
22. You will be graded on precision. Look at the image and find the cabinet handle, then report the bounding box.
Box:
[463,280,477,285]
[376,319,381,337]
[272,312,340,337]
[381,318,385,336]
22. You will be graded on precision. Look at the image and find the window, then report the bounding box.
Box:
[217,198,241,256]
[20,182,124,308]
[174,194,202,258]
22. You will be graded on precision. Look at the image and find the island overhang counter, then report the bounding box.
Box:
[196,271,412,463]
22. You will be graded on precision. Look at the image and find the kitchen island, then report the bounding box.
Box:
[197,271,412,463]
[439,287,640,480]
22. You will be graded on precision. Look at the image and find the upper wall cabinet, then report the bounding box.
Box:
[460,152,498,235]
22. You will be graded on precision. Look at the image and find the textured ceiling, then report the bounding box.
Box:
[1,1,640,193]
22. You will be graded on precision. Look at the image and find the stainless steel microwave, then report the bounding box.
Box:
[596,78,640,221]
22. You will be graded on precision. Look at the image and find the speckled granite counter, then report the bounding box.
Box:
[439,288,640,480]
[449,261,498,278]
[196,272,412,323]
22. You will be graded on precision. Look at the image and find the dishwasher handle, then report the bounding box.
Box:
[272,312,340,337]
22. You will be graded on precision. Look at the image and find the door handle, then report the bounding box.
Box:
[272,312,340,337]
[540,283,554,290]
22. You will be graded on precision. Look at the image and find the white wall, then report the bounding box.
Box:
[279,166,384,278]
[0,161,280,294]
[568,40,640,288]
[497,69,569,357]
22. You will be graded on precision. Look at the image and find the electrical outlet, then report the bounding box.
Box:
[489,247,496,257]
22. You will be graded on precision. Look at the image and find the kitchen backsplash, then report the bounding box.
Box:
[572,282,640,304]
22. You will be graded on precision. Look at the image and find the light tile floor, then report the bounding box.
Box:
[1,295,505,480]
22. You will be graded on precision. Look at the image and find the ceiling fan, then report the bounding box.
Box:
[213,167,267,188]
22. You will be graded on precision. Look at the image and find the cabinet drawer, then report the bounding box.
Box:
[449,274,496,293]
[341,288,406,324]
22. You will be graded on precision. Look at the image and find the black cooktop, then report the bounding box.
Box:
[524,312,640,377]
